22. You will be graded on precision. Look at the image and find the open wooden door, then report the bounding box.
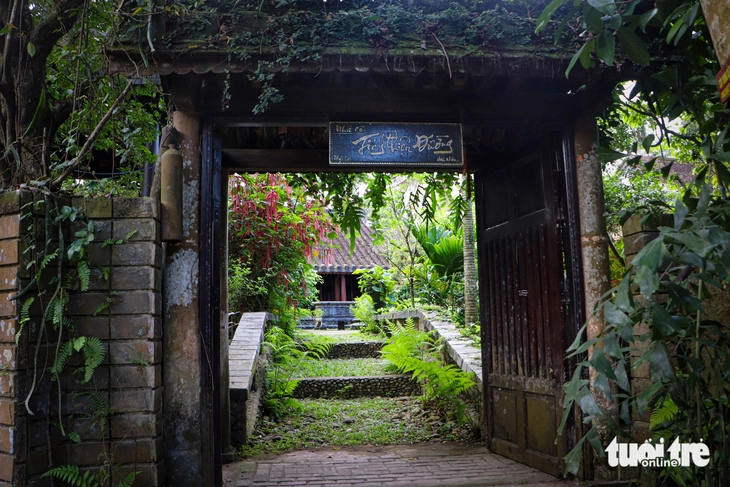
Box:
[475,135,580,477]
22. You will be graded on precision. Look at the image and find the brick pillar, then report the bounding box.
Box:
[163,111,204,486]
[621,214,660,442]
[0,192,25,487]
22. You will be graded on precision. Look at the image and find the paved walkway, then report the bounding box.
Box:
[223,443,578,487]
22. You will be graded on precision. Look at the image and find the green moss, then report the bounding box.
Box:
[124,0,579,57]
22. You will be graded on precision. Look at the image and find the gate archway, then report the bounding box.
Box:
[111,49,615,487]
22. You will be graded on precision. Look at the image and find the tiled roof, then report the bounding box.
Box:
[313,224,389,273]
[646,156,695,185]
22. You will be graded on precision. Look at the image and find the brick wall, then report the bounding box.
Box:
[0,193,24,487]
[0,193,164,487]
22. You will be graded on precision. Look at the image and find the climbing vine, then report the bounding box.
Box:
[122,0,581,114]
[12,194,136,485]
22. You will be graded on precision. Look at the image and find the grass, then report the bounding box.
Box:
[242,397,480,457]
[290,358,392,378]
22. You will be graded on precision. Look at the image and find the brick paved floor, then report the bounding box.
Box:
[223,442,578,487]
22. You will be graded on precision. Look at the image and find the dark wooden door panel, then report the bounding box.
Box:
[476,139,574,477]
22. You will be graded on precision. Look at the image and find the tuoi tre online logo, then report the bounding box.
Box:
[606,437,710,468]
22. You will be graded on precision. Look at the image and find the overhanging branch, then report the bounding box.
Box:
[49,80,133,190]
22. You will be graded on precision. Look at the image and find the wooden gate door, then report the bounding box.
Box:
[475,137,578,477]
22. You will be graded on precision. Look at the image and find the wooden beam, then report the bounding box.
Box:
[202,86,581,124]
[221,149,464,173]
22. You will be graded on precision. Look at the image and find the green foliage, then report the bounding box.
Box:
[147,1,558,115]
[381,321,476,424]
[602,160,682,283]
[228,173,333,315]
[43,464,137,487]
[42,465,100,487]
[411,225,464,278]
[350,294,380,335]
[227,259,266,314]
[603,163,682,236]
[81,337,106,383]
[559,181,730,485]
[353,266,394,310]
[263,326,332,419]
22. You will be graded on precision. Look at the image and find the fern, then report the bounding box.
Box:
[116,472,138,487]
[298,333,332,359]
[51,341,74,380]
[15,297,34,344]
[38,248,59,272]
[87,391,107,413]
[77,260,91,292]
[42,464,100,487]
[93,296,113,316]
[81,337,106,383]
[382,326,476,424]
[101,237,124,247]
[50,295,67,328]
[650,398,680,430]
[67,431,82,444]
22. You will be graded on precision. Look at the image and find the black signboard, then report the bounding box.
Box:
[329,122,463,167]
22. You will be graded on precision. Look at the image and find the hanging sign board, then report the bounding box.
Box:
[329,122,463,167]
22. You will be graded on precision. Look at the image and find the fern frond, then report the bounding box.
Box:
[93,297,112,316]
[81,337,106,383]
[115,472,138,487]
[77,260,91,292]
[87,391,107,413]
[298,333,332,359]
[50,295,67,328]
[52,341,74,380]
[39,248,60,271]
[42,464,100,487]
[650,398,680,430]
[20,297,34,323]
[16,297,34,343]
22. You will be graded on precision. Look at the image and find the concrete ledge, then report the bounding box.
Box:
[229,312,270,394]
[230,312,270,447]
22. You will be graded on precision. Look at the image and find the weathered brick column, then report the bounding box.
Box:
[621,214,660,443]
[0,192,26,487]
[163,111,205,486]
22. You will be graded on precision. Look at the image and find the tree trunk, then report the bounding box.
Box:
[462,174,479,326]
[1,0,85,187]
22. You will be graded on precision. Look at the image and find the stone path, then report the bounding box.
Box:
[223,443,577,487]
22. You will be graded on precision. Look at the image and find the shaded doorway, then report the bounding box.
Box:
[200,119,586,483]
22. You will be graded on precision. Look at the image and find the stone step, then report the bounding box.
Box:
[325,341,384,359]
[291,375,421,399]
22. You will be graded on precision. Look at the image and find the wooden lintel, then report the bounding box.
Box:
[204,87,580,124]
[221,149,464,173]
